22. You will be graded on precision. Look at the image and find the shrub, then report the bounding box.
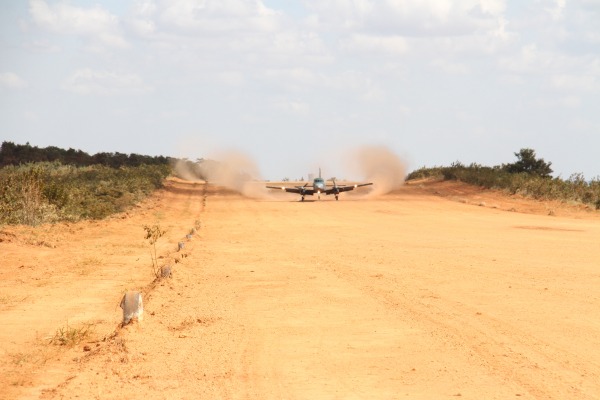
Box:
[405,166,445,180]
[502,148,553,177]
[406,154,599,209]
[144,224,166,278]
[0,162,171,225]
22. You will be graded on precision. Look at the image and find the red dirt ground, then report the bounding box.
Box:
[1,177,599,399]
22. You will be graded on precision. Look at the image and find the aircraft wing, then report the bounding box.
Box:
[325,182,373,194]
[266,185,316,195]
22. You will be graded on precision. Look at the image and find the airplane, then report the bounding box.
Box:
[266,168,373,201]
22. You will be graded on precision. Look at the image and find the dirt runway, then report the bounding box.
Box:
[1,178,599,399]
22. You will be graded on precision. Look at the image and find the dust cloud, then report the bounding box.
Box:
[173,145,404,199]
[347,145,407,197]
[173,159,202,182]
[174,150,269,199]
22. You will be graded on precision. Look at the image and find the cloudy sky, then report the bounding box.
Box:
[1,0,599,180]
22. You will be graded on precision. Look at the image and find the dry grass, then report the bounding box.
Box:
[408,164,600,209]
[48,323,93,347]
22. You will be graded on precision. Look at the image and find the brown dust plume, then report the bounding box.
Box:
[347,145,407,197]
[174,150,269,199]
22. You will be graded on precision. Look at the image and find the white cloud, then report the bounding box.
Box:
[264,67,317,88]
[323,70,386,102]
[430,59,470,74]
[304,0,507,37]
[62,69,152,95]
[499,43,555,74]
[545,0,567,21]
[29,0,128,49]
[297,0,514,65]
[270,31,329,61]
[133,0,158,18]
[272,98,310,115]
[129,17,157,37]
[122,1,333,90]
[26,38,61,53]
[479,0,506,15]
[217,71,245,87]
[499,43,600,95]
[552,73,599,93]
[4,0,599,179]
[128,0,158,37]
[533,94,581,109]
[0,72,28,89]
[341,34,408,54]
[490,15,512,42]
[157,0,281,34]
[159,109,189,119]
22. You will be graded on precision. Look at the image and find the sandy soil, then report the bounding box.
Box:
[1,177,599,399]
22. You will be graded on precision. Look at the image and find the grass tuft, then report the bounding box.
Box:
[49,323,93,347]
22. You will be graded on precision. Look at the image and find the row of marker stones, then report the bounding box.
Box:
[120,223,199,326]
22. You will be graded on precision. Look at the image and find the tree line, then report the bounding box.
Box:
[0,141,173,168]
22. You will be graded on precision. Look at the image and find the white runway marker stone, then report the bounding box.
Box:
[120,291,143,325]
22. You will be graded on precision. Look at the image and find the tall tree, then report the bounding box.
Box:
[503,148,553,177]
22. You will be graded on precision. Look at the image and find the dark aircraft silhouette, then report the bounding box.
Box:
[266,168,372,201]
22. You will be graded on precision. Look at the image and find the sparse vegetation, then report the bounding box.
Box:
[407,149,600,209]
[49,323,93,347]
[0,161,171,225]
[0,141,177,225]
[144,224,166,278]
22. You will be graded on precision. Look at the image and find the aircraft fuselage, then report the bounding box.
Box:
[313,177,326,195]
[265,168,373,201]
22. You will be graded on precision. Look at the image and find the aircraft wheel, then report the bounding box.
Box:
[335,195,339,201]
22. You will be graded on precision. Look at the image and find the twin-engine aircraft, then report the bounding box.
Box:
[266,169,373,201]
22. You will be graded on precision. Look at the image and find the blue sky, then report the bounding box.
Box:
[1,0,599,180]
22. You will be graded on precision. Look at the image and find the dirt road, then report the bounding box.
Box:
[1,178,599,399]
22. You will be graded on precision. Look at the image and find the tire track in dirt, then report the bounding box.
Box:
[0,179,209,399]
[198,190,600,399]
[172,193,520,398]
[45,183,256,399]
[4,179,600,399]
[329,266,598,399]
[286,195,600,399]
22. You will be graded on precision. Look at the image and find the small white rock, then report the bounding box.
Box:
[120,291,143,325]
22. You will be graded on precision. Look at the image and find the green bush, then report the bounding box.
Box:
[405,166,445,181]
[502,148,553,177]
[407,163,600,209]
[0,162,171,225]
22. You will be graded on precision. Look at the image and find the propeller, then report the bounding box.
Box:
[331,178,340,194]
[295,182,309,195]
